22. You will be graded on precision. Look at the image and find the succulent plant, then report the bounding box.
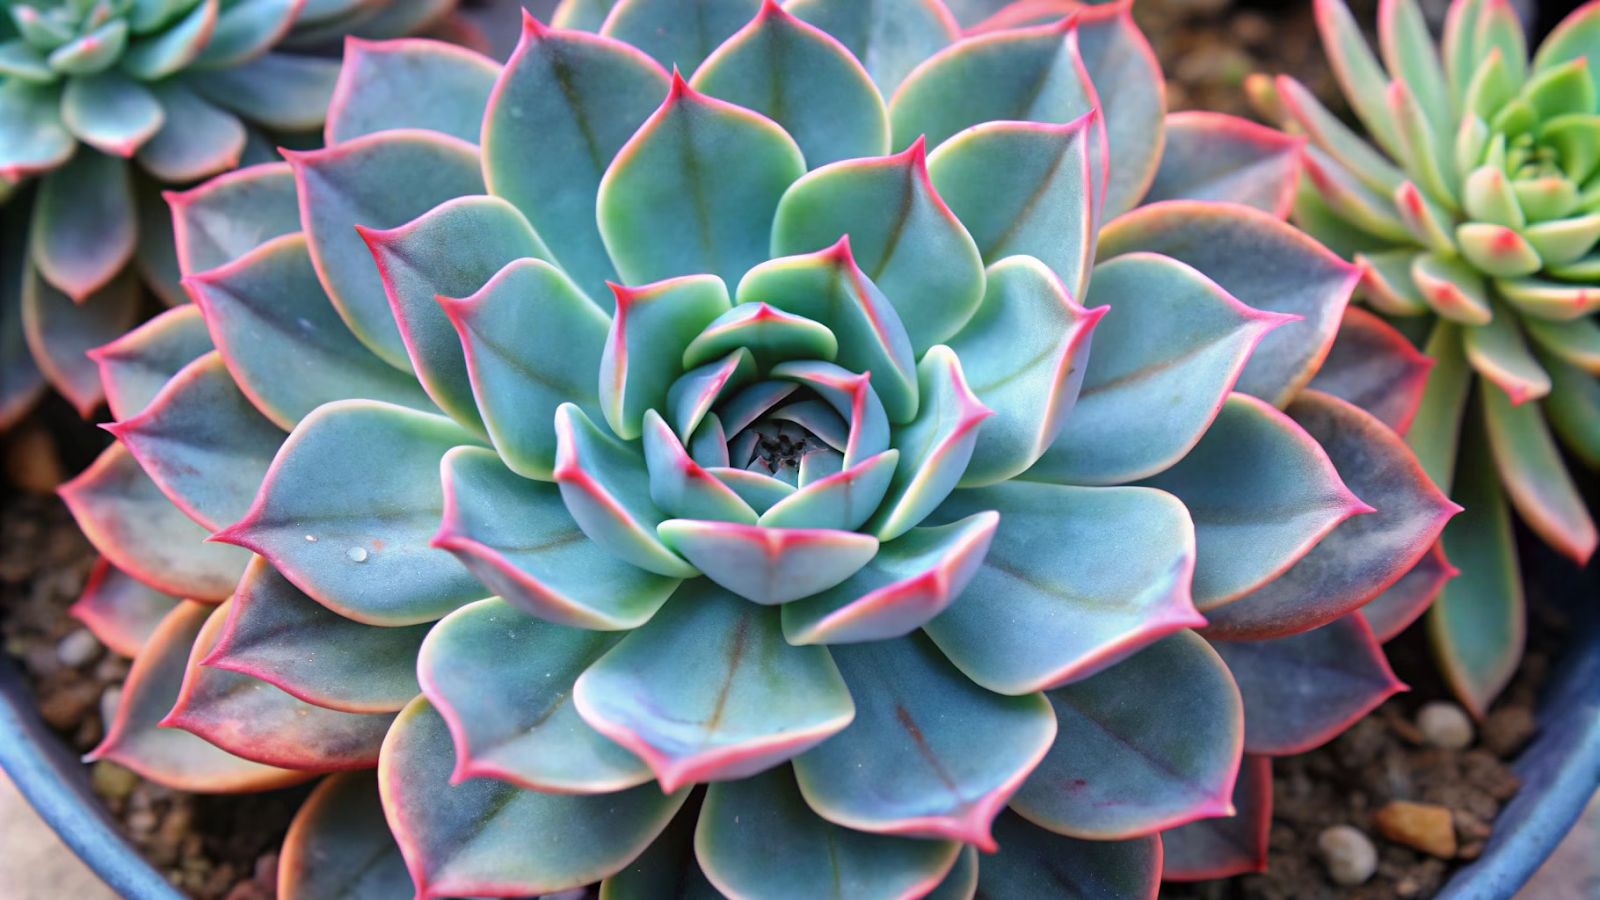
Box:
[60,0,1456,894]
[0,0,475,431]
[1249,0,1600,716]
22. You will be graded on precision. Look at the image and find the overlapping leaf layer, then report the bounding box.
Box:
[0,0,475,428]
[62,0,1456,896]
[1257,0,1599,715]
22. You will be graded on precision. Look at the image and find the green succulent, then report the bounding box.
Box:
[0,0,467,430]
[59,0,1456,895]
[1252,0,1600,716]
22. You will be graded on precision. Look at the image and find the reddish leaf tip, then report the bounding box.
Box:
[521,6,549,37]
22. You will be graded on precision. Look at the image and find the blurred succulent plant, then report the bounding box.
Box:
[0,0,473,431]
[60,0,1455,894]
[1250,0,1599,716]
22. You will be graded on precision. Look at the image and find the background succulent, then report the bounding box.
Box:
[0,0,475,432]
[59,0,1456,895]
[1250,0,1599,718]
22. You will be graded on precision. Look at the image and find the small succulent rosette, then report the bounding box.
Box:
[61,1,1456,895]
[1252,0,1600,716]
[0,0,475,432]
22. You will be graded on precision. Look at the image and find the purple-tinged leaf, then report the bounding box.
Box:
[279,772,412,900]
[1099,200,1361,409]
[1144,111,1304,218]
[575,580,855,792]
[59,443,250,601]
[107,352,286,531]
[924,481,1201,696]
[1160,754,1272,881]
[204,556,429,714]
[784,0,959,94]
[599,72,804,291]
[437,445,682,629]
[212,401,487,626]
[482,14,669,306]
[740,239,920,423]
[1483,381,1596,564]
[783,510,996,645]
[948,256,1101,486]
[1307,306,1434,434]
[85,602,311,793]
[183,233,438,430]
[380,697,688,900]
[656,519,879,605]
[925,115,1094,299]
[165,601,396,771]
[1013,630,1242,840]
[440,258,610,481]
[554,403,701,578]
[1210,614,1405,756]
[21,263,138,416]
[1199,391,1458,640]
[1027,252,1288,486]
[697,764,963,898]
[167,161,301,278]
[796,632,1053,850]
[361,195,557,436]
[288,129,484,371]
[976,812,1160,899]
[419,597,651,793]
[1140,393,1369,609]
[1362,541,1456,643]
[326,37,498,145]
[692,2,889,168]
[599,0,762,73]
[30,148,135,301]
[70,558,181,658]
[188,52,341,132]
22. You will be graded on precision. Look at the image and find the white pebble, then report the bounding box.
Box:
[1417,701,1475,750]
[100,685,123,725]
[56,629,102,668]
[1318,825,1378,886]
[346,547,368,562]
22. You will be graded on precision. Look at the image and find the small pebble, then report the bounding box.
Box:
[1317,825,1377,886]
[91,760,139,802]
[1376,800,1459,858]
[1482,705,1538,757]
[56,628,102,668]
[101,684,123,725]
[1417,701,1474,749]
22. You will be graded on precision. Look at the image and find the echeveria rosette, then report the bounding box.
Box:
[1252,0,1600,716]
[58,0,1455,895]
[0,0,477,430]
